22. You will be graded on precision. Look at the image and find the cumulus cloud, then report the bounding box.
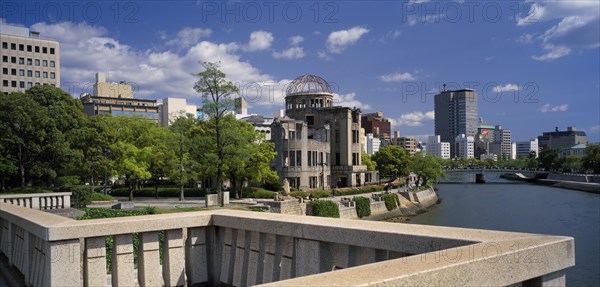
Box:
[166,27,212,48]
[289,35,304,46]
[516,33,535,44]
[540,104,568,112]
[493,83,520,93]
[589,125,600,134]
[326,26,369,53]
[517,1,599,61]
[272,47,305,59]
[392,111,435,126]
[332,93,370,110]
[244,31,274,52]
[380,72,415,82]
[30,21,278,104]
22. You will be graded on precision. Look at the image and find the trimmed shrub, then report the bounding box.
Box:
[66,185,93,208]
[89,192,114,202]
[245,187,276,199]
[353,197,371,218]
[56,176,82,186]
[310,200,340,218]
[384,193,399,211]
[110,187,206,198]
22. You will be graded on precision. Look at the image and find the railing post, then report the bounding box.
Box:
[138,231,163,286]
[186,227,208,286]
[84,237,107,287]
[112,234,135,287]
[294,238,320,277]
[163,229,185,287]
[43,239,81,286]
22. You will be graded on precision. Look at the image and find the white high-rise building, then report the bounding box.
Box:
[427,135,451,159]
[159,98,197,126]
[364,133,381,156]
[455,134,475,159]
[516,138,539,158]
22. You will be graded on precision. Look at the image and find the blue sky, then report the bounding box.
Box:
[2,0,599,142]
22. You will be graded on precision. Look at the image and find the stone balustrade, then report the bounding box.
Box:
[0,192,71,210]
[0,202,574,287]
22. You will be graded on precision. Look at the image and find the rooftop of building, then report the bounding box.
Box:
[0,23,55,41]
[286,74,333,96]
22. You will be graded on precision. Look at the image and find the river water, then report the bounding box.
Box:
[409,183,599,286]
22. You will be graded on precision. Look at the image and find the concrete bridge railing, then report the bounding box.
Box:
[0,192,71,210]
[0,203,574,286]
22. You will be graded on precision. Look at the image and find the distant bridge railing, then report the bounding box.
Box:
[0,203,574,286]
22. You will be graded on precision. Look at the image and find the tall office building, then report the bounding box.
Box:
[0,23,60,93]
[361,112,392,141]
[434,88,478,158]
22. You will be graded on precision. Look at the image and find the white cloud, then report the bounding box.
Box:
[332,93,370,110]
[589,125,600,134]
[272,47,305,59]
[540,104,568,112]
[516,33,535,44]
[493,83,520,93]
[317,51,332,61]
[379,30,402,42]
[408,0,430,4]
[380,72,415,82]
[30,21,277,104]
[532,44,571,61]
[516,1,599,60]
[289,35,304,46]
[484,56,494,61]
[244,31,273,52]
[326,26,370,53]
[392,111,435,126]
[166,27,212,48]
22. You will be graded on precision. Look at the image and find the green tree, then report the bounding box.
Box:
[169,115,203,201]
[409,152,445,187]
[562,156,582,173]
[372,146,410,180]
[362,152,376,171]
[582,143,600,174]
[194,62,240,206]
[539,149,559,171]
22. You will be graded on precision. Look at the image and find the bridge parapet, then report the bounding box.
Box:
[0,203,574,286]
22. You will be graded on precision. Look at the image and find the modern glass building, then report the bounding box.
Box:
[434,88,478,158]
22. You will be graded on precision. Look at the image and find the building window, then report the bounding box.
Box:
[27,82,32,88]
[2,80,8,87]
[27,70,32,77]
[11,57,16,63]
[352,153,360,165]
[35,71,40,78]
[11,81,17,87]
[50,48,55,54]
[42,60,47,67]
[296,151,302,166]
[35,59,40,66]
[11,69,16,76]
[50,72,55,79]
[42,47,47,54]
[309,177,318,189]
[27,58,32,65]
[1,42,7,49]
[2,68,7,75]
[35,82,40,86]
[352,130,359,143]
[50,61,55,67]
[43,72,48,78]
[19,57,24,64]
[19,44,24,51]
[11,43,16,50]
[27,45,32,52]
[19,81,25,88]
[2,56,7,62]
[19,69,24,76]
[35,46,39,53]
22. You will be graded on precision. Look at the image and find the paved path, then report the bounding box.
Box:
[100,188,412,209]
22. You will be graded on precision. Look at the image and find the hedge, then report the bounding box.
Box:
[353,197,371,218]
[383,193,399,211]
[290,190,331,199]
[242,187,277,199]
[89,192,114,202]
[310,200,340,218]
[110,187,206,198]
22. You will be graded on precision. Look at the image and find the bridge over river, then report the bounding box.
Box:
[439,168,548,183]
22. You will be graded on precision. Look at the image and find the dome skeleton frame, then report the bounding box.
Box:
[286,75,333,96]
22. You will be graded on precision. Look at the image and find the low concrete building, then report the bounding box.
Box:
[558,143,587,159]
[159,97,197,126]
[392,136,418,156]
[81,72,159,121]
[516,138,539,158]
[538,126,588,152]
[455,134,474,159]
[272,75,377,189]
[364,133,381,155]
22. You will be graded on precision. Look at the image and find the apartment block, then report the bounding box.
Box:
[0,23,59,93]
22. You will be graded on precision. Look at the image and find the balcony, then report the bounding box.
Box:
[0,203,574,286]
